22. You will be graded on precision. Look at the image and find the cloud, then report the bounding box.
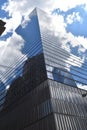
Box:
[66,32,87,51]
[66,12,82,24]
[83,3,87,11]
[77,83,87,90]
[36,10,86,69]
[2,12,22,35]
[52,0,87,12]
[1,0,87,90]
[2,0,87,14]
[0,32,27,83]
[1,0,87,37]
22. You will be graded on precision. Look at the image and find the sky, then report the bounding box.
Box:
[0,0,87,90]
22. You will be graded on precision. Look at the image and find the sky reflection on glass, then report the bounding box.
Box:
[0,8,87,111]
[0,8,87,89]
[36,8,87,89]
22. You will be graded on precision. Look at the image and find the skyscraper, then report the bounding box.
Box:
[0,20,6,112]
[0,8,87,130]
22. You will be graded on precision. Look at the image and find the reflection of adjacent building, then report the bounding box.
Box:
[0,8,87,130]
[23,53,47,88]
[0,20,6,35]
[3,53,47,108]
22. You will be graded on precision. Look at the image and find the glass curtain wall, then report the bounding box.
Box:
[37,8,87,88]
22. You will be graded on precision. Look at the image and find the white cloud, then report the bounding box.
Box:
[1,0,87,90]
[1,0,87,31]
[0,32,27,83]
[84,3,87,11]
[2,0,87,14]
[66,12,83,24]
[77,83,87,90]
[52,0,87,12]
[75,36,87,49]
[37,10,86,69]
[66,32,87,50]
[21,15,31,29]
[2,12,22,35]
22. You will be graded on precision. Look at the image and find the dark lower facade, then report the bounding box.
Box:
[0,79,87,130]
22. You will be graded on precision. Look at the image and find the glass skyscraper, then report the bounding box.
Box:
[0,8,87,130]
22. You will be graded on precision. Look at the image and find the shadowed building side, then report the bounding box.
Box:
[3,53,47,109]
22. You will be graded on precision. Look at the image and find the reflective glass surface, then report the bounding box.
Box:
[0,8,87,130]
[0,8,87,112]
[0,9,44,111]
[37,8,87,89]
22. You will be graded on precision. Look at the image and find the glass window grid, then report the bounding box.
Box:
[44,52,87,74]
[45,57,87,78]
[46,65,87,84]
[42,39,84,63]
[43,46,87,69]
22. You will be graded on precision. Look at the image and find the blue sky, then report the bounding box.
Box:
[0,0,87,90]
[52,5,87,37]
[0,0,8,18]
[1,0,87,42]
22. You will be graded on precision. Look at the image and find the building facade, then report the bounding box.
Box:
[0,8,87,130]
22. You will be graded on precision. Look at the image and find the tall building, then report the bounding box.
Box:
[0,20,6,111]
[0,8,87,130]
